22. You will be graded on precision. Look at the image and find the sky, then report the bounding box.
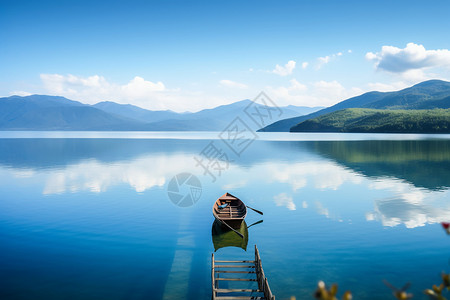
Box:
[1,0,450,112]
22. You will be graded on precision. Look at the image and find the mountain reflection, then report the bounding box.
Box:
[307,140,450,191]
[0,137,449,228]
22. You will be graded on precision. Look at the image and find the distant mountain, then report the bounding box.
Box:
[259,79,450,132]
[291,108,450,133]
[0,95,322,131]
[0,95,144,130]
[135,99,323,131]
[93,101,180,123]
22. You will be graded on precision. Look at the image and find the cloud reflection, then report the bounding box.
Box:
[366,178,450,228]
[41,154,194,194]
[254,161,363,192]
[273,193,296,210]
[1,147,449,229]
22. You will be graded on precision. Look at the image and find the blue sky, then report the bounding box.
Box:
[2,0,450,111]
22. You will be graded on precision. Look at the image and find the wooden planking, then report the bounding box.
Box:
[220,196,239,200]
[212,245,274,300]
[215,265,255,268]
[215,297,266,300]
[215,288,261,293]
[215,260,255,263]
[216,270,256,274]
[216,278,257,282]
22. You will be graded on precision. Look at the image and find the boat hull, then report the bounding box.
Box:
[212,192,247,229]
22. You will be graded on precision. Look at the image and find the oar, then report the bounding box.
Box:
[246,205,263,215]
[220,220,244,238]
[247,219,263,229]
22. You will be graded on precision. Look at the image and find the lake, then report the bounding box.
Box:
[0,132,449,300]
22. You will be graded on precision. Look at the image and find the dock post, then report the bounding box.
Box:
[211,253,216,300]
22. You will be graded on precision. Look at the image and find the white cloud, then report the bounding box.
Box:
[273,193,296,210]
[317,56,331,67]
[301,62,309,69]
[10,91,32,96]
[399,69,430,82]
[317,51,343,69]
[121,76,165,98]
[40,73,166,106]
[219,79,248,89]
[41,74,109,95]
[367,81,409,92]
[273,60,296,76]
[289,79,308,91]
[38,73,231,112]
[313,80,345,96]
[366,43,450,73]
[267,79,363,107]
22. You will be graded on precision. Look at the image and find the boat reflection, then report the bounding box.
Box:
[212,219,248,251]
[211,219,263,251]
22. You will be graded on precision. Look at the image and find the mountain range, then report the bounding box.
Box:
[3,80,450,132]
[0,95,323,131]
[291,108,450,133]
[259,79,450,132]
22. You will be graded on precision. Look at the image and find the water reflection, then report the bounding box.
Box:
[308,140,450,191]
[367,190,450,228]
[211,219,264,251]
[0,138,449,230]
[1,136,450,299]
[211,220,249,251]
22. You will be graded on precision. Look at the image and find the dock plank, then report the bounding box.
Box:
[216,265,255,268]
[216,278,257,282]
[212,245,274,300]
[215,260,255,263]
[215,270,256,274]
[215,297,265,300]
[216,288,261,293]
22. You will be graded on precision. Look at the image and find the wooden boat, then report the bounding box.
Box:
[212,192,247,228]
[211,219,248,251]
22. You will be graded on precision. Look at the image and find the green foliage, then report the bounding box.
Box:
[313,281,352,300]
[291,108,450,133]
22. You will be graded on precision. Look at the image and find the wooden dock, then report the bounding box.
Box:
[212,245,275,300]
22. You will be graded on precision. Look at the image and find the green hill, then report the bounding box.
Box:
[290,108,450,133]
[260,79,450,132]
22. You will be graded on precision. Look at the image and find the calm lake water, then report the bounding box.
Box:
[0,132,449,300]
